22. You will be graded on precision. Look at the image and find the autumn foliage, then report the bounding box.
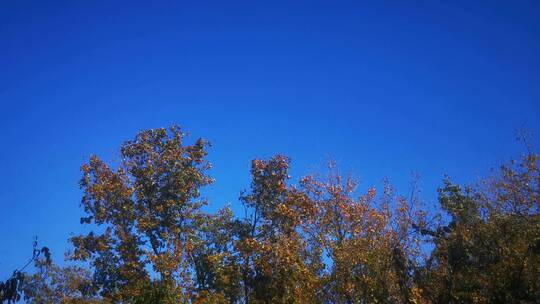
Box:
[2,126,539,303]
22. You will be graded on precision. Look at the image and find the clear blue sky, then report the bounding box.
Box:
[1,0,539,277]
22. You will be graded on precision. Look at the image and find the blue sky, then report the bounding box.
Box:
[1,0,539,277]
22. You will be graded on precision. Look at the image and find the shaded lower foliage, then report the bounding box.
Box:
[0,239,50,303]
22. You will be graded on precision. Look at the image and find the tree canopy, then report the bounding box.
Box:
[2,125,539,303]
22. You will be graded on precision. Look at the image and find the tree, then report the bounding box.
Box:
[237,156,322,303]
[21,256,99,304]
[300,165,424,304]
[415,152,540,303]
[69,126,212,302]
